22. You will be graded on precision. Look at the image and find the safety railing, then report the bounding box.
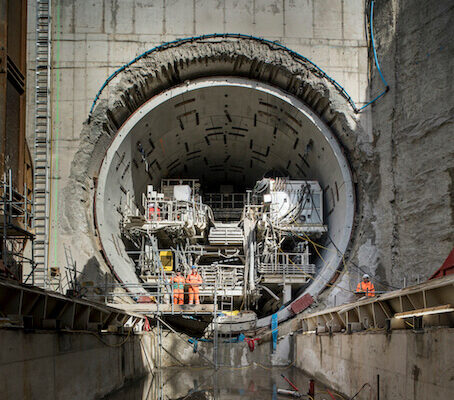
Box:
[258,263,316,275]
[130,267,244,296]
[203,193,246,209]
[200,264,243,289]
[84,280,217,308]
[258,252,315,276]
[0,170,35,284]
[0,170,33,231]
[84,271,243,310]
[122,190,210,232]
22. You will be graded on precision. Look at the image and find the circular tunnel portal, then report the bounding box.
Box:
[95,77,354,325]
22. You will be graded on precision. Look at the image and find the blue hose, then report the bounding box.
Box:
[358,0,389,111]
[89,4,388,118]
[370,0,388,88]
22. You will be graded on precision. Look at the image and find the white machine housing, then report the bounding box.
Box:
[268,179,323,225]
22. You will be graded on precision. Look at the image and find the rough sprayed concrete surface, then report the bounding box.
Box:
[295,328,454,399]
[369,0,454,289]
[0,330,153,400]
[24,0,452,302]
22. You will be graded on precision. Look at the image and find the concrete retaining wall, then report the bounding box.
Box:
[0,326,291,399]
[295,328,454,399]
[155,329,293,368]
[0,329,153,400]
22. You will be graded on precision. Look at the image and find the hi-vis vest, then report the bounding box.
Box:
[172,276,185,289]
[186,273,203,286]
[356,281,375,297]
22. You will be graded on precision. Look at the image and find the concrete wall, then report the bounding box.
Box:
[25,0,368,287]
[24,0,454,301]
[155,328,293,368]
[0,329,153,400]
[295,328,454,399]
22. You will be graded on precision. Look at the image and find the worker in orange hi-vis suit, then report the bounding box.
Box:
[186,266,203,305]
[171,270,185,305]
[356,274,375,297]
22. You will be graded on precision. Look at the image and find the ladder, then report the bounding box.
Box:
[220,294,234,311]
[33,0,52,288]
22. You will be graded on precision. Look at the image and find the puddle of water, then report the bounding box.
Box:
[104,366,327,400]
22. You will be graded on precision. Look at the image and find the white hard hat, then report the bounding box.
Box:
[362,274,370,279]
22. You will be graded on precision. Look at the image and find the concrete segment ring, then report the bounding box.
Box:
[95,77,355,327]
[65,36,365,326]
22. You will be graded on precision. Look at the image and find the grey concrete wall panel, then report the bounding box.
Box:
[295,327,454,399]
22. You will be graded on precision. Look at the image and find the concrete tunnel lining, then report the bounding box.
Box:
[95,77,354,325]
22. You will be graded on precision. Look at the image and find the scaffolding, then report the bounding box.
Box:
[0,169,35,284]
[85,268,223,372]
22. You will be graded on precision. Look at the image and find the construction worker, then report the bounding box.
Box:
[356,274,375,297]
[186,265,203,305]
[171,270,185,305]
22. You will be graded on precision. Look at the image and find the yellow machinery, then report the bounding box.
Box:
[160,251,173,272]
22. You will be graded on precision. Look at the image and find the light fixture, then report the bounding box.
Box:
[394,304,453,319]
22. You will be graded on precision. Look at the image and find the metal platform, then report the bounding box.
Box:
[300,274,454,334]
[0,279,144,331]
[110,303,216,315]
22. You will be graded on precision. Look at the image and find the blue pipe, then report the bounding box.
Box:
[89,4,388,119]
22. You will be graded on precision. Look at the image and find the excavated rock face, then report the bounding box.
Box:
[63,36,379,311]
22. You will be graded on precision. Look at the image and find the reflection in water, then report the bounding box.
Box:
[103,366,322,399]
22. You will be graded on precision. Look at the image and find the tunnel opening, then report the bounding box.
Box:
[94,76,354,324]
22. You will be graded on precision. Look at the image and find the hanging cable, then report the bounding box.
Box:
[301,183,401,291]
[358,0,390,111]
[88,7,389,121]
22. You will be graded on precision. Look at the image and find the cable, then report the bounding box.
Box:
[253,179,269,195]
[356,0,390,111]
[299,229,399,291]
[318,390,347,400]
[277,244,356,296]
[301,184,401,291]
[349,382,372,400]
[88,24,389,120]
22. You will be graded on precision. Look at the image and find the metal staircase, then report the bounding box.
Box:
[32,0,52,288]
[208,223,244,245]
